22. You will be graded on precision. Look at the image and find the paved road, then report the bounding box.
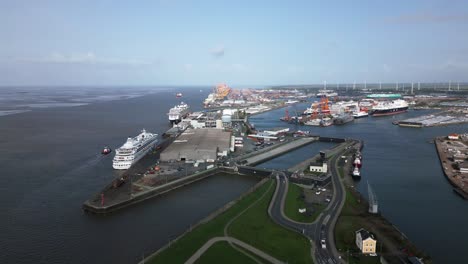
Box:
[184,236,284,264]
[268,140,359,264]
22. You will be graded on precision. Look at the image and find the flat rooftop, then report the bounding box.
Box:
[160,128,231,162]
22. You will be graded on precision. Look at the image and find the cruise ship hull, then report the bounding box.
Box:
[112,138,158,169]
[371,107,408,117]
[168,108,190,124]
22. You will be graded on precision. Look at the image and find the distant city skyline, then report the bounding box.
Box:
[1,0,468,86]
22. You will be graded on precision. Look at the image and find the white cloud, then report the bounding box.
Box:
[183,63,193,71]
[210,46,225,57]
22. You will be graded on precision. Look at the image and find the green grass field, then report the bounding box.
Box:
[335,188,361,251]
[335,188,380,264]
[228,182,313,264]
[195,242,258,264]
[284,183,324,223]
[147,181,272,264]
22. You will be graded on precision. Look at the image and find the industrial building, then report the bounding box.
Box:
[159,128,231,163]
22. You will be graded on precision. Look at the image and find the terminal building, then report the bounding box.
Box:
[159,128,231,163]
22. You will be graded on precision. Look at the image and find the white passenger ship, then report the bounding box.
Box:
[168,102,190,124]
[112,129,159,170]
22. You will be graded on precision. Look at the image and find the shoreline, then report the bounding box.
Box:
[434,136,468,199]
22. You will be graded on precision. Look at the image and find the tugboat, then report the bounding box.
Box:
[101,146,112,155]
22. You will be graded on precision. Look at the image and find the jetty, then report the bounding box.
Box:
[83,136,319,214]
[398,110,468,128]
[434,136,468,199]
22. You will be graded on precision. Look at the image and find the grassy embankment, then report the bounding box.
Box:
[334,167,432,264]
[284,183,324,223]
[228,182,313,264]
[148,179,313,264]
[147,181,272,264]
[194,242,257,264]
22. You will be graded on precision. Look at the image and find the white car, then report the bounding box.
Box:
[325,198,331,203]
[315,191,321,195]
[321,239,326,249]
[321,188,327,192]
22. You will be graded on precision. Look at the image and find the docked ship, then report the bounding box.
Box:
[168,102,190,124]
[353,151,362,168]
[316,89,338,98]
[370,99,408,116]
[304,118,321,126]
[353,157,362,168]
[352,167,361,177]
[320,117,333,127]
[112,129,159,170]
[333,113,354,125]
[353,111,369,118]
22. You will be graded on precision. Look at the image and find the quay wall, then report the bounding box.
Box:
[318,137,346,143]
[245,137,316,166]
[434,137,468,200]
[83,167,219,214]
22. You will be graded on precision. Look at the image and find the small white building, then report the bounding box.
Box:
[355,228,377,254]
[460,161,468,173]
[309,161,328,173]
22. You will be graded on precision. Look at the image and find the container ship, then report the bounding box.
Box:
[168,102,190,124]
[112,129,159,170]
[370,99,408,116]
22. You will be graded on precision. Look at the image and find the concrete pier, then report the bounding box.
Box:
[241,137,316,166]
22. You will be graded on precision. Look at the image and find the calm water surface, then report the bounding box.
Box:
[0,87,259,264]
[250,102,468,263]
[1,91,467,263]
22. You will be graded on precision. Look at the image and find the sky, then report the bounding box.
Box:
[1,0,468,86]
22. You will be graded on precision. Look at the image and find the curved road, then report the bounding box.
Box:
[268,140,358,264]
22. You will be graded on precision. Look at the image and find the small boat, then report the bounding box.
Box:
[353,111,369,118]
[353,158,362,168]
[176,92,183,98]
[352,167,360,177]
[101,146,112,155]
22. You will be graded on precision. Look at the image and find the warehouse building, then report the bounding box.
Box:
[159,128,231,162]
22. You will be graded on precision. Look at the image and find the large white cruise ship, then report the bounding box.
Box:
[112,129,159,170]
[168,102,190,124]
